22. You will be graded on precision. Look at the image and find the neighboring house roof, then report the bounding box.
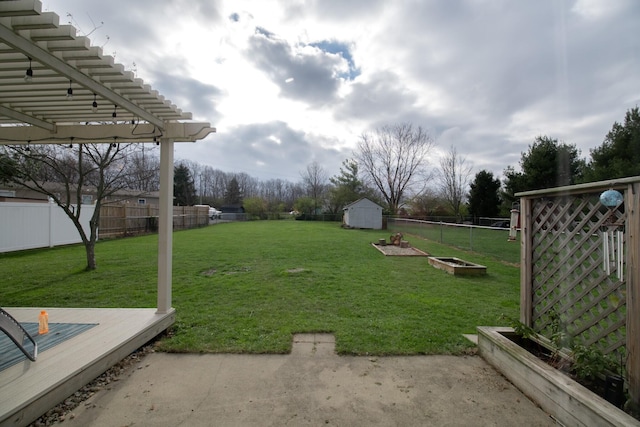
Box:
[221,205,245,213]
[0,182,159,204]
[343,198,382,210]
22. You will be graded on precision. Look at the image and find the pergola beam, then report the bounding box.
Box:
[0,104,54,130]
[0,122,215,144]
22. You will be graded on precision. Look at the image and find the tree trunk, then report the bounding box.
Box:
[85,240,97,270]
[84,200,102,271]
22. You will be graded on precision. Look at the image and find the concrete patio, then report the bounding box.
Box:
[61,333,556,427]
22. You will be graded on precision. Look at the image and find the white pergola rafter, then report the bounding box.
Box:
[0,0,217,314]
[0,1,202,134]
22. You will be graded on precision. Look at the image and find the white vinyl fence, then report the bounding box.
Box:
[0,202,94,253]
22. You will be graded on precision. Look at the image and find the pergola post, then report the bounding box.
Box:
[157,138,174,314]
[627,182,640,409]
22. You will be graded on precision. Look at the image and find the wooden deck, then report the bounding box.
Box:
[0,307,175,427]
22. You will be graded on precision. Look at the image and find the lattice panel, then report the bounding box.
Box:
[530,191,626,356]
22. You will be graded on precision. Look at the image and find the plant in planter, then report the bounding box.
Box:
[572,344,616,382]
[477,325,640,426]
[572,344,626,408]
[500,314,627,409]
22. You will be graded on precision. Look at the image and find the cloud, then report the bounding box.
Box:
[244,30,344,106]
[176,121,347,181]
[309,40,360,80]
[147,70,223,124]
[42,0,640,186]
[282,0,387,23]
[335,70,419,124]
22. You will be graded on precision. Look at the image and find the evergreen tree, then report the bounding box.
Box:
[468,170,501,220]
[584,107,640,182]
[0,153,19,183]
[502,136,585,208]
[328,159,364,212]
[173,163,196,206]
[520,136,584,189]
[224,176,242,205]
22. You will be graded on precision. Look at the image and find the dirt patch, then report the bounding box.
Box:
[286,268,307,274]
[223,267,251,275]
[371,243,429,257]
[201,266,251,276]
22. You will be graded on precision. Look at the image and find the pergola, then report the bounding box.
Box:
[0,0,216,314]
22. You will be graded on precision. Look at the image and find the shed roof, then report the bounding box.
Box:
[343,197,382,210]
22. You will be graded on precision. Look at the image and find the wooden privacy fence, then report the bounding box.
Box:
[99,204,209,237]
[517,176,640,406]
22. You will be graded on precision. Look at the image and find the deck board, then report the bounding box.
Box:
[0,308,174,427]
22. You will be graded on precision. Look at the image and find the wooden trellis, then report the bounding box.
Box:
[518,176,640,406]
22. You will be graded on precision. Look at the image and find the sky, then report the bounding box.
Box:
[43,0,640,184]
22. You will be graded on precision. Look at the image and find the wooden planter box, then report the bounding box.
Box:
[477,326,640,427]
[428,257,486,276]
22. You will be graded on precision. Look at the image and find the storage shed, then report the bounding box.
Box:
[343,198,383,229]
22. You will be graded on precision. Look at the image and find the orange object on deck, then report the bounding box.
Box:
[38,310,49,334]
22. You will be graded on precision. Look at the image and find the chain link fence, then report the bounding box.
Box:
[387,217,520,264]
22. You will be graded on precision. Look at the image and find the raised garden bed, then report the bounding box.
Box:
[428,257,486,276]
[371,242,429,257]
[477,326,640,426]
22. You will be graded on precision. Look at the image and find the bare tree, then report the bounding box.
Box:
[122,146,160,191]
[285,181,305,210]
[408,188,445,217]
[355,123,435,214]
[438,145,473,221]
[260,178,289,211]
[234,172,259,199]
[300,161,328,214]
[200,167,227,207]
[3,143,145,270]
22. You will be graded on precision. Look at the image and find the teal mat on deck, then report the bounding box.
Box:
[0,322,97,371]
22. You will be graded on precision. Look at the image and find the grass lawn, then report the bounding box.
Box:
[0,220,519,355]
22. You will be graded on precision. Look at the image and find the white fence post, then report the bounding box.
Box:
[48,200,54,248]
